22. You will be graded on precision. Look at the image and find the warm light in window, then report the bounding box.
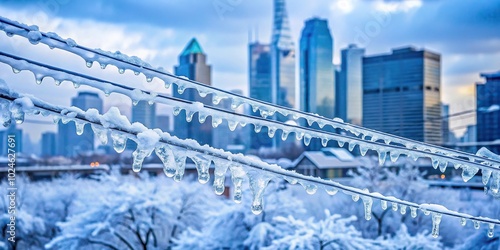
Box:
[440,174,445,179]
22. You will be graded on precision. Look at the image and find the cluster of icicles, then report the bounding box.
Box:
[1,15,499,195]
[0,91,498,239]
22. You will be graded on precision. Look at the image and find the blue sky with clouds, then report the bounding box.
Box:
[0,0,499,143]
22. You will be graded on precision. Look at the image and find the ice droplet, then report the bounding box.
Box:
[348,142,356,152]
[431,212,442,238]
[177,84,186,94]
[303,134,312,146]
[86,61,92,68]
[248,171,272,215]
[482,169,492,185]
[230,165,246,203]
[488,223,495,238]
[473,220,480,229]
[359,145,369,156]
[173,106,182,116]
[9,102,25,124]
[212,95,223,105]
[281,131,290,141]
[228,120,238,131]
[91,125,108,145]
[390,151,401,163]
[321,138,329,147]
[190,154,211,184]
[439,161,448,173]
[110,132,127,153]
[400,205,407,215]
[352,194,360,202]
[198,113,208,124]
[338,140,345,147]
[284,176,298,185]
[432,159,439,169]
[75,121,85,135]
[100,63,107,69]
[155,145,176,177]
[362,196,373,220]
[461,165,479,182]
[213,160,229,195]
[391,202,398,211]
[118,68,125,74]
[231,98,243,110]
[325,186,338,196]
[410,207,417,218]
[381,200,388,210]
[378,151,387,165]
[254,124,262,133]
[460,218,467,226]
[185,111,195,122]
[295,132,304,140]
[12,67,20,74]
[172,148,187,182]
[299,181,317,195]
[211,117,222,128]
[490,172,500,195]
[267,127,276,138]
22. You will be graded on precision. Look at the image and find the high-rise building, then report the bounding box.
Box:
[271,0,295,108]
[249,42,272,103]
[156,115,170,132]
[363,47,442,144]
[299,17,334,119]
[337,44,365,125]
[0,125,22,155]
[173,38,212,146]
[132,101,156,128]
[441,103,450,144]
[41,132,56,157]
[476,71,500,153]
[57,91,103,156]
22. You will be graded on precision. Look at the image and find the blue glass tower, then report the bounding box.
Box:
[337,44,365,125]
[299,17,334,119]
[477,71,500,153]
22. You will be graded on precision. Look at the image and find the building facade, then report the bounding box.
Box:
[299,17,334,119]
[271,0,296,108]
[41,132,56,157]
[337,44,365,125]
[363,47,442,144]
[173,38,213,146]
[58,92,103,157]
[476,71,500,153]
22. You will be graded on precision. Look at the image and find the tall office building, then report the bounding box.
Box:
[337,44,365,125]
[58,92,103,156]
[132,101,156,128]
[441,103,450,144]
[249,42,272,104]
[271,0,295,108]
[173,38,212,146]
[0,125,22,155]
[363,47,442,144]
[476,71,500,153]
[41,132,56,157]
[299,17,334,119]
[156,115,170,132]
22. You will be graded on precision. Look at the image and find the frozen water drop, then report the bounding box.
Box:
[248,171,272,215]
[118,68,125,74]
[73,82,80,89]
[75,122,85,135]
[392,202,398,211]
[191,154,211,184]
[198,113,207,124]
[325,186,338,195]
[110,132,127,153]
[267,127,276,138]
[439,161,448,173]
[100,63,107,69]
[295,132,304,140]
[212,95,223,105]
[381,200,388,210]
[488,223,495,238]
[491,172,500,195]
[299,181,317,195]
[482,169,492,185]
[231,98,243,110]
[378,151,387,165]
[211,117,222,128]
[359,145,369,156]
[173,148,187,182]
[185,111,195,122]
[284,176,298,185]
[230,165,246,203]
[177,84,186,94]
[146,76,153,83]
[432,159,439,169]
[321,138,329,147]
[132,148,152,173]
[460,218,467,226]
[173,106,182,116]
[352,194,360,202]
[254,124,262,133]
[54,80,61,86]
[461,165,479,182]
[362,196,373,220]
[431,212,442,238]
[337,140,345,147]
[348,142,356,152]
[86,61,92,68]
[473,220,480,229]
[91,125,108,145]
[281,131,289,141]
[410,207,417,218]
[400,205,407,215]
[12,67,20,74]
[155,145,176,177]
[303,134,312,146]
[423,209,431,216]
[228,120,238,131]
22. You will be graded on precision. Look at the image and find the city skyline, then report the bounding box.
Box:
[0,1,498,142]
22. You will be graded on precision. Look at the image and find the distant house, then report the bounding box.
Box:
[292,148,364,179]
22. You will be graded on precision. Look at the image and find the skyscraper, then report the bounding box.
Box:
[249,42,272,103]
[441,103,450,144]
[299,17,334,118]
[271,0,295,108]
[41,132,56,157]
[476,71,500,153]
[337,44,365,125]
[58,91,103,156]
[363,47,442,144]
[173,38,212,146]
[132,101,156,128]
[0,125,22,155]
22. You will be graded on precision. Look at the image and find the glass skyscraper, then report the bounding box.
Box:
[271,0,296,108]
[476,71,500,153]
[337,44,365,125]
[58,91,103,156]
[299,17,334,119]
[173,38,213,146]
[363,47,442,144]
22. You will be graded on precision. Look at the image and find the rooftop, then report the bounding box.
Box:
[181,38,204,56]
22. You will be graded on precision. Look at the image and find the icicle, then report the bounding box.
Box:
[146,76,153,83]
[325,186,338,195]
[473,220,480,229]
[185,111,195,122]
[267,127,276,138]
[410,207,417,218]
[338,140,345,147]
[12,67,20,74]
[191,154,211,184]
[359,144,369,156]
[284,176,298,185]
[281,130,289,141]
[231,98,243,110]
[118,68,125,74]
[131,148,150,172]
[230,165,246,203]
[303,134,312,146]
[432,159,439,169]
[378,151,387,166]
[352,194,360,202]
[461,165,479,182]
[361,196,373,220]
[348,142,356,152]
[211,117,222,128]
[490,172,500,195]
[9,102,25,124]
[133,71,140,76]
[381,200,388,210]
[154,145,175,177]
[454,163,462,170]
[240,121,247,127]
[35,74,44,85]
[321,138,329,147]
[248,171,272,215]
[198,90,209,98]
[488,223,495,238]
[392,202,398,211]
[100,63,107,69]
[318,120,326,128]
[110,132,127,153]
[86,61,93,68]
[431,212,442,238]
[228,120,238,131]
[73,82,80,89]
[104,90,111,97]
[460,218,467,226]
[295,132,304,140]
[91,125,108,145]
[212,95,223,105]
[400,205,407,215]
[306,119,314,126]
[75,121,85,135]
[439,161,448,173]
[177,84,186,94]
[173,106,182,116]
[299,181,317,195]
[252,105,259,113]
[213,160,229,195]
[195,113,206,124]
[423,209,431,216]
[389,150,401,163]
[254,124,262,133]
[482,169,492,185]
[172,148,187,182]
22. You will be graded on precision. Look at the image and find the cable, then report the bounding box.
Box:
[0,90,498,227]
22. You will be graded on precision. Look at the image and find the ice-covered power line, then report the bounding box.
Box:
[1,50,500,191]
[1,16,499,181]
[0,86,498,239]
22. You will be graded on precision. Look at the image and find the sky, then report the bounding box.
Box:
[0,0,499,144]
